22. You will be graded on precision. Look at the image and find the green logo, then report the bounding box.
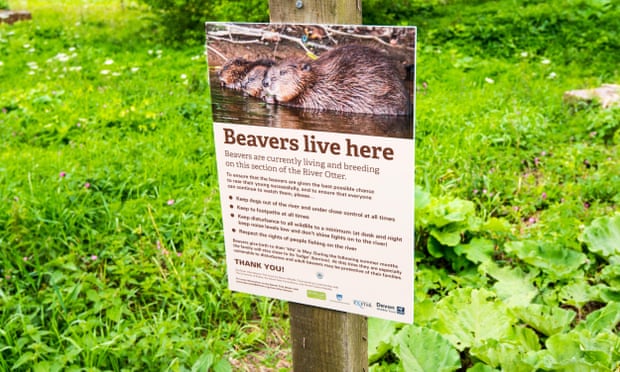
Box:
[307,290,326,300]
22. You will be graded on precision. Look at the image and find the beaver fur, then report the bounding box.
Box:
[218,58,274,90]
[241,64,271,98]
[262,44,411,116]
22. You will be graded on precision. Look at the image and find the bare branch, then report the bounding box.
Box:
[208,34,265,45]
[206,45,228,62]
[324,26,415,51]
[207,23,331,58]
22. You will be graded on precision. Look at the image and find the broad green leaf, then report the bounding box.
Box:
[598,284,620,302]
[467,363,499,372]
[481,262,538,307]
[535,359,611,372]
[107,303,122,322]
[413,298,438,326]
[369,361,401,372]
[212,358,233,372]
[469,326,539,370]
[33,360,64,372]
[455,238,495,264]
[576,301,620,334]
[415,185,431,211]
[599,263,620,287]
[192,352,232,372]
[558,279,601,307]
[511,304,575,336]
[420,195,483,249]
[422,197,477,228]
[470,341,533,371]
[414,266,457,296]
[432,288,515,350]
[504,240,587,279]
[537,330,620,370]
[427,236,447,257]
[393,325,460,372]
[430,224,463,247]
[544,332,591,362]
[368,318,398,363]
[191,352,215,372]
[510,325,541,352]
[580,214,620,260]
[480,217,511,234]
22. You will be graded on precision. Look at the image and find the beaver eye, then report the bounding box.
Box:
[279,70,286,76]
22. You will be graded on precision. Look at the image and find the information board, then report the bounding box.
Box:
[207,23,415,322]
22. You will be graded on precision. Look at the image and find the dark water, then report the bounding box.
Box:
[209,72,414,139]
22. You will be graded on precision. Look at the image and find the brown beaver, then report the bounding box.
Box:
[241,64,271,98]
[218,58,275,90]
[262,44,411,116]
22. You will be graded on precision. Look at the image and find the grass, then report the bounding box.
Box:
[1,0,619,370]
[1,0,290,370]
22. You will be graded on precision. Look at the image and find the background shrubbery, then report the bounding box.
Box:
[422,0,620,68]
[137,0,448,44]
[139,0,620,72]
[138,0,269,44]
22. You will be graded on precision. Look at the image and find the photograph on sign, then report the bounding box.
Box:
[206,22,415,323]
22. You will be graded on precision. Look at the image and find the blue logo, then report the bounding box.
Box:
[353,300,372,309]
[397,306,405,315]
[336,293,343,301]
[316,272,324,279]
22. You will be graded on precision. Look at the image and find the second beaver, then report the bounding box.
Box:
[218,58,275,90]
[241,64,271,98]
[262,44,411,116]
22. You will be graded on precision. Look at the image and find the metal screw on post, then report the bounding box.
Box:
[270,0,360,24]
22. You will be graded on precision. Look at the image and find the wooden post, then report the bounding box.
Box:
[268,1,367,371]
[269,0,361,25]
[0,10,32,24]
[288,302,368,371]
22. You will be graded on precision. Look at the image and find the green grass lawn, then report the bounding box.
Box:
[1,1,289,370]
[1,0,619,370]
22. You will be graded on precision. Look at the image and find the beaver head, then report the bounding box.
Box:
[218,58,251,90]
[241,64,270,98]
[262,60,313,103]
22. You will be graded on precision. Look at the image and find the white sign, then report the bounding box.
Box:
[207,23,415,322]
[213,123,414,322]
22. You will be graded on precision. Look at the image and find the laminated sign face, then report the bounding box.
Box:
[206,22,416,323]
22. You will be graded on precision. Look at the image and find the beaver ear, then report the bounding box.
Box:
[301,63,311,71]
